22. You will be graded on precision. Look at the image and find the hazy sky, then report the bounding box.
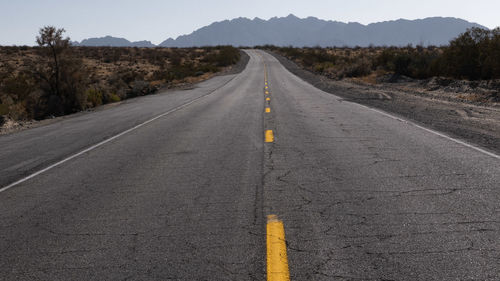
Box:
[1,0,499,45]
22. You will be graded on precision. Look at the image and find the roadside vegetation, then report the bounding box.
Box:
[260,27,500,82]
[0,26,240,124]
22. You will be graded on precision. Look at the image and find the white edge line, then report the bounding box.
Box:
[355,103,500,160]
[260,50,500,161]
[0,83,228,194]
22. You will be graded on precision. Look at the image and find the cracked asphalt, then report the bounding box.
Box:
[1,50,499,280]
[262,50,500,280]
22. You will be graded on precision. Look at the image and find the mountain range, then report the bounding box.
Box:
[72,15,486,48]
[72,36,155,47]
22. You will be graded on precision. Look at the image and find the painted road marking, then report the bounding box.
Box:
[265,86,269,89]
[354,103,500,160]
[266,107,271,113]
[267,215,290,281]
[266,91,269,95]
[265,130,274,143]
[266,97,271,101]
[0,76,240,194]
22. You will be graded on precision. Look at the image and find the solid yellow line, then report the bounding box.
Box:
[265,130,274,143]
[267,215,290,281]
[266,97,271,101]
[265,107,271,113]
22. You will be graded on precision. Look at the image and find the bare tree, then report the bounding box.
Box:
[36,26,70,98]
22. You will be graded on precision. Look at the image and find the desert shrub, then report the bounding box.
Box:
[392,52,412,76]
[196,63,219,74]
[1,72,34,102]
[440,28,484,79]
[279,46,304,60]
[166,63,197,81]
[0,93,12,116]
[0,103,8,116]
[103,92,121,103]
[439,27,500,80]
[170,55,182,66]
[7,102,29,120]
[119,69,144,84]
[215,46,240,66]
[299,48,337,67]
[342,58,373,78]
[127,81,155,97]
[0,69,37,119]
[58,56,89,112]
[151,69,169,81]
[313,62,335,73]
[86,88,103,107]
[201,46,240,67]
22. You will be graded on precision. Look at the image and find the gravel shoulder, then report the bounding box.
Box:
[267,51,500,155]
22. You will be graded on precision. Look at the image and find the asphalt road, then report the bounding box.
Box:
[1,50,499,280]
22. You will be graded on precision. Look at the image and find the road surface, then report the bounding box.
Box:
[1,50,499,280]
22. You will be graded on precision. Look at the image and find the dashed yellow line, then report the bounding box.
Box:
[265,130,274,143]
[264,62,273,144]
[267,215,290,281]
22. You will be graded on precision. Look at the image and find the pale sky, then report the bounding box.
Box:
[1,0,499,46]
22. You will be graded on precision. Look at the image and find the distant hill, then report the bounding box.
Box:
[160,15,486,47]
[72,36,155,47]
[73,15,487,48]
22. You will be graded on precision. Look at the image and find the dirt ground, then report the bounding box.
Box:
[268,51,500,155]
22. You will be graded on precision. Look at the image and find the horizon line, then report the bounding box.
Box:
[0,15,493,47]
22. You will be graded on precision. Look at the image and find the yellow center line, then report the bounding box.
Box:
[265,107,271,113]
[265,130,274,143]
[266,97,271,101]
[267,215,290,281]
[265,91,269,95]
